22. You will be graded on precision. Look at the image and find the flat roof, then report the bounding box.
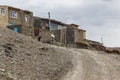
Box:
[68,24,79,27]
[78,29,86,32]
[33,16,86,31]
[41,18,67,26]
[0,5,32,13]
[34,16,67,26]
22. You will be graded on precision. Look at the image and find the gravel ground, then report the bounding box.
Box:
[0,26,120,80]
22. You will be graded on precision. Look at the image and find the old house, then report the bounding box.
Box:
[33,17,53,42]
[0,5,34,37]
[33,17,68,43]
[33,17,86,44]
[66,24,86,43]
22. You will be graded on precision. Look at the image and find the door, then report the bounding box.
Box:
[13,27,18,32]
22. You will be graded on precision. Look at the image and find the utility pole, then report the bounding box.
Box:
[48,12,51,31]
[101,37,104,46]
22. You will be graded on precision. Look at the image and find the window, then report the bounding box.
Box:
[10,11,17,18]
[25,15,29,22]
[1,8,6,15]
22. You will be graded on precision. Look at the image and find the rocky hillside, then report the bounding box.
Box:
[0,26,120,80]
[108,47,120,51]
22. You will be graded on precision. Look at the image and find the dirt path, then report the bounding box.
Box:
[53,46,120,80]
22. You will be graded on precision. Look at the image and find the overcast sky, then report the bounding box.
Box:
[1,0,120,47]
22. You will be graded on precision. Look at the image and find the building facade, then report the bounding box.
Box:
[0,5,34,37]
[66,24,86,43]
[33,17,86,43]
[33,17,53,42]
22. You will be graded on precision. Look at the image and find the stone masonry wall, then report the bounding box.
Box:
[60,29,66,43]
[74,29,86,43]
[21,11,34,37]
[52,29,61,42]
[8,7,22,26]
[66,27,75,43]
[0,6,8,27]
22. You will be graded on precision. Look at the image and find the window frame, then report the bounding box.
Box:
[10,10,17,19]
[25,15,29,22]
[0,8,6,16]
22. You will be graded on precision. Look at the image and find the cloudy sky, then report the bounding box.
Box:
[1,0,120,47]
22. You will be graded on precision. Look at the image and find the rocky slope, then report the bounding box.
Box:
[0,26,120,80]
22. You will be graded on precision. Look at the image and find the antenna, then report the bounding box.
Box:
[48,12,51,31]
[101,37,104,46]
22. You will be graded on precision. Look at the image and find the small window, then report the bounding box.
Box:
[25,15,29,22]
[10,11,17,18]
[1,8,6,15]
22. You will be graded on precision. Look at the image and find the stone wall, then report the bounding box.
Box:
[52,29,61,42]
[8,7,22,26]
[0,5,34,37]
[39,30,52,43]
[52,29,66,43]
[60,29,66,43]
[66,27,75,43]
[21,11,34,37]
[74,29,86,43]
[7,25,22,33]
[0,6,8,27]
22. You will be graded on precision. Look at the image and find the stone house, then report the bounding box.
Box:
[0,5,34,37]
[33,17,53,42]
[33,17,86,44]
[66,24,86,43]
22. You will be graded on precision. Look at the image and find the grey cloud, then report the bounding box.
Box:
[102,0,113,2]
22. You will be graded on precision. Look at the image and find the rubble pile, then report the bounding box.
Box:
[0,27,73,80]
